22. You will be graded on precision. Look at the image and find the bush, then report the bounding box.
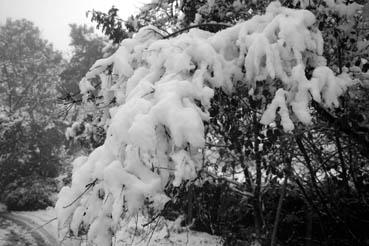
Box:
[164,178,369,246]
[1,175,58,211]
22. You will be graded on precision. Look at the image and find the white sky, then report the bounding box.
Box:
[0,0,149,54]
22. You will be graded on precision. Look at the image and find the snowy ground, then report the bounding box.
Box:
[0,217,38,246]
[14,207,58,241]
[112,215,222,246]
[61,214,222,246]
[0,206,221,246]
[13,207,58,245]
[0,212,50,246]
[0,204,6,213]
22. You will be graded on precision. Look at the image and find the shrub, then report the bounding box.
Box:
[2,175,58,211]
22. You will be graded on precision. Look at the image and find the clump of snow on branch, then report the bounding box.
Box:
[323,0,362,17]
[293,0,362,17]
[56,2,353,245]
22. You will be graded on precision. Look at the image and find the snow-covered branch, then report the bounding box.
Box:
[56,2,354,245]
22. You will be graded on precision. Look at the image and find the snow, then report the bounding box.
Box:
[312,66,353,108]
[292,0,362,17]
[0,223,37,246]
[172,150,198,186]
[15,208,220,246]
[260,88,294,131]
[323,0,362,17]
[0,203,6,212]
[111,215,221,246]
[79,78,95,95]
[14,207,58,240]
[0,208,58,246]
[57,2,354,245]
[0,230,6,246]
[65,121,82,140]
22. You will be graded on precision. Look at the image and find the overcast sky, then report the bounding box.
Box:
[0,0,149,54]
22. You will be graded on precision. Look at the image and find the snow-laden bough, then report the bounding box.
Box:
[56,2,353,245]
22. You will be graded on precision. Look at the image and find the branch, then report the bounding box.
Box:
[164,23,232,39]
[26,217,57,234]
[142,212,162,227]
[11,74,39,111]
[311,100,369,158]
[270,175,288,246]
[202,169,254,197]
[63,179,98,208]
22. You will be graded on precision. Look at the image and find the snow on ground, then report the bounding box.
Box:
[112,215,222,246]
[61,214,222,246]
[0,215,38,246]
[0,203,6,213]
[7,207,220,245]
[14,207,58,240]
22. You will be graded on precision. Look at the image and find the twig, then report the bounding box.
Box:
[270,176,288,246]
[164,23,232,39]
[202,169,254,197]
[146,217,160,246]
[130,213,139,246]
[141,88,155,98]
[142,212,162,227]
[312,100,369,158]
[153,166,176,171]
[63,179,98,208]
[185,226,189,246]
[26,217,57,234]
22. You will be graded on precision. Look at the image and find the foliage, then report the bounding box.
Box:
[65,115,106,151]
[1,175,58,211]
[59,24,106,98]
[87,7,129,44]
[0,19,63,117]
[58,24,110,154]
[0,118,64,189]
[0,19,65,208]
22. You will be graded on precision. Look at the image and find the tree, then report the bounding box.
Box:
[0,19,63,118]
[59,24,106,97]
[56,1,369,245]
[0,19,65,210]
[58,24,109,153]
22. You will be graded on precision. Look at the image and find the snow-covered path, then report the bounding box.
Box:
[0,210,58,246]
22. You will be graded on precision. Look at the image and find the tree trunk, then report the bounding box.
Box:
[305,205,313,246]
[270,176,288,246]
[253,111,264,242]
